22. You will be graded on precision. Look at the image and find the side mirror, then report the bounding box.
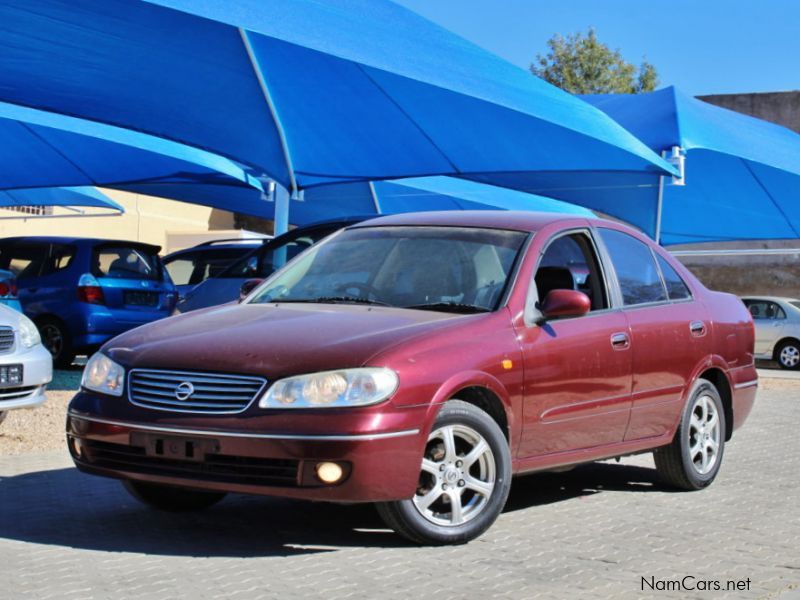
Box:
[239,278,264,302]
[539,289,591,320]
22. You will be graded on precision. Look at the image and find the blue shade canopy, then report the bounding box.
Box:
[117,177,594,225]
[583,87,800,245]
[0,100,262,196]
[0,187,124,212]
[0,0,675,203]
[292,177,595,225]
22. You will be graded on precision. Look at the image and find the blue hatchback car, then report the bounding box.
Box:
[0,237,177,367]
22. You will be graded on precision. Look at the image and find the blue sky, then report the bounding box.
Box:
[394,0,800,96]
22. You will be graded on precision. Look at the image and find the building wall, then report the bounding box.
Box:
[699,90,800,134]
[0,189,235,251]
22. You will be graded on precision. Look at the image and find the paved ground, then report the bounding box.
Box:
[0,380,798,599]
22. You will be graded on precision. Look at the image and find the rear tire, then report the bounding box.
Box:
[37,317,75,368]
[123,480,227,512]
[376,400,511,545]
[654,378,726,490]
[775,339,800,370]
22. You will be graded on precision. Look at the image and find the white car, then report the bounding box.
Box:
[0,304,53,425]
[741,296,800,370]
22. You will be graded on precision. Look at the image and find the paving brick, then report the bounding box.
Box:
[0,388,797,599]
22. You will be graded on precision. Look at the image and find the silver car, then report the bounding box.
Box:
[741,296,800,369]
[0,303,53,425]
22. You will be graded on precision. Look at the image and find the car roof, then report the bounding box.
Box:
[0,236,161,253]
[165,242,261,260]
[349,210,599,233]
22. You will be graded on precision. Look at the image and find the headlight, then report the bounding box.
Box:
[259,368,398,409]
[81,353,125,397]
[18,314,41,349]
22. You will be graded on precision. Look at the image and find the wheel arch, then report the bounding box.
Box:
[772,337,800,361]
[697,367,734,442]
[428,370,515,444]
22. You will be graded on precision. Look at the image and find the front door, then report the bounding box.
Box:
[516,230,632,458]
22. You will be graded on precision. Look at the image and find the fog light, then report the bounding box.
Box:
[70,437,82,459]
[315,461,344,484]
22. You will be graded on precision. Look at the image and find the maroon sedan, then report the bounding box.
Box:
[67,212,757,545]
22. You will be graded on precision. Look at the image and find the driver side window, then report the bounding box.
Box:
[534,232,609,312]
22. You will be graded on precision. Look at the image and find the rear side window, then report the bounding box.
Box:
[0,243,49,280]
[599,228,666,306]
[93,246,160,280]
[655,254,691,300]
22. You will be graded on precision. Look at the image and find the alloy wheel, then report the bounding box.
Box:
[687,393,722,475]
[412,424,496,527]
[779,344,800,368]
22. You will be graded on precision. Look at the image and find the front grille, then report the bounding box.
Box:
[128,369,267,414]
[79,439,299,487]
[0,327,14,352]
[0,385,37,402]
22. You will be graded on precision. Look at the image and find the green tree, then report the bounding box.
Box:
[531,28,658,94]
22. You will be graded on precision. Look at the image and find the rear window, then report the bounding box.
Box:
[93,246,160,280]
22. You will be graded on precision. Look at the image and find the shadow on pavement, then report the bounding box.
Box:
[0,459,672,557]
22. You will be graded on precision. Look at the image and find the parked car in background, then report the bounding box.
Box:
[175,217,367,313]
[0,237,177,367]
[0,269,21,312]
[741,296,800,369]
[68,212,756,545]
[0,303,52,426]
[163,239,263,298]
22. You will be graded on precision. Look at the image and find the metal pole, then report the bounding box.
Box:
[273,183,290,236]
[368,181,382,214]
[654,173,665,245]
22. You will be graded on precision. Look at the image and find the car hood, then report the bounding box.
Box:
[104,302,471,378]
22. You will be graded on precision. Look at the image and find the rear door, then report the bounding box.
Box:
[742,299,785,355]
[596,228,711,441]
[92,244,174,313]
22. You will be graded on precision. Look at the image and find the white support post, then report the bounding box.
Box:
[654,173,665,245]
[368,181,382,214]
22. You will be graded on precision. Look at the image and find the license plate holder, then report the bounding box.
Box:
[124,291,159,307]
[132,433,220,462]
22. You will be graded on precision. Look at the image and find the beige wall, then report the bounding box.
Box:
[0,189,235,251]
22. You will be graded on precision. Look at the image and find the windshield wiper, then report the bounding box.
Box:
[405,302,490,314]
[274,296,391,306]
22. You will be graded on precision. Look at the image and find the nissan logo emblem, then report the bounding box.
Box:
[175,381,195,401]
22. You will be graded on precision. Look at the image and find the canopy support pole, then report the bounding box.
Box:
[240,28,297,235]
[368,182,382,213]
[654,173,665,245]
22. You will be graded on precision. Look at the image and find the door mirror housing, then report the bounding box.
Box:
[239,278,264,302]
[539,289,591,321]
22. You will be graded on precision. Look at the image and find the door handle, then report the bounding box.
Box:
[610,332,630,350]
[689,320,706,336]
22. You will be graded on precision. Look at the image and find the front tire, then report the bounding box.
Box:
[123,480,227,512]
[376,400,511,545]
[776,339,800,370]
[654,378,726,490]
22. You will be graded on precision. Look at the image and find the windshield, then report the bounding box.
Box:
[790,301,800,312]
[248,226,528,313]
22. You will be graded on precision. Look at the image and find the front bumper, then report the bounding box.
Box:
[66,399,431,503]
[0,343,52,411]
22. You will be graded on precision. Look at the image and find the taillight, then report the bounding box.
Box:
[0,280,16,297]
[78,285,105,305]
[77,273,106,305]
